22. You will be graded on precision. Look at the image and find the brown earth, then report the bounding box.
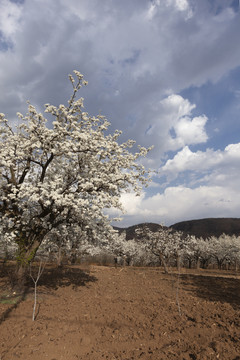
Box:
[0,264,240,360]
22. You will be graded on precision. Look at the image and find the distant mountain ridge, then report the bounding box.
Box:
[114,222,163,240]
[114,218,240,239]
[171,218,240,239]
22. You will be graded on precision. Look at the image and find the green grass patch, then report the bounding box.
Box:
[0,293,21,305]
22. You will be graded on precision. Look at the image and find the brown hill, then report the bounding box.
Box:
[114,218,240,239]
[170,218,240,239]
[114,222,163,240]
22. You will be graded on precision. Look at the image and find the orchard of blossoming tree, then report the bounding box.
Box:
[35,225,240,271]
[0,71,152,287]
[1,71,240,291]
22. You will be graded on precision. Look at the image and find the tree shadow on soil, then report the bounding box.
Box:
[0,290,28,325]
[180,274,240,309]
[36,265,97,290]
[0,263,29,325]
[0,263,97,324]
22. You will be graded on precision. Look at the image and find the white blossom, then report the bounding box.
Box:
[0,71,151,269]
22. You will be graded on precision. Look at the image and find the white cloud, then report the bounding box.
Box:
[160,94,196,119]
[174,115,208,145]
[120,192,148,216]
[143,94,208,159]
[159,143,240,198]
[170,0,193,18]
[174,0,189,12]
[115,141,240,226]
[0,0,239,226]
[0,0,239,126]
[162,143,240,176]
[148,0,193,19]
[0,0,22,38]
[117,184,240,227]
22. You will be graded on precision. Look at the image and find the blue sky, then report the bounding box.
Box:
[0,0,239,226]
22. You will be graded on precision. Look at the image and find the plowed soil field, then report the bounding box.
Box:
[0,264,240,360]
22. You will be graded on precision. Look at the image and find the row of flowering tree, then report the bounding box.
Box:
[1,220,240,272]
[133,226,240,272]
[44,226,239,272]
[97,226,240,272]
[0,70,152,288]
[134,225,193,273]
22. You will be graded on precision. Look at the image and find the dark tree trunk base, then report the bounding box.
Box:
[11,264,29,293]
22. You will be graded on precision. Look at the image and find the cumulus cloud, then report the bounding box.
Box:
[162,143,240,180]
[0,0,239,225]
[0,0,239,126]
[151,142,240,218]
[142,94,208,159]
[0,0,22,39]
[174,115,208,145]
[115,141,240,226]
[119,192,151,217]
[116,184,240,227]
[146,0,192,21]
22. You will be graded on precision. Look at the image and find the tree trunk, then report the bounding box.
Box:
[201,258,209,269]
[217,259,223,270]
[70,250,77,264]
[13,237,41,291]
[159,254,168,274]
[56,246,63,267]
[235,260,238,271]
[176,254,181,272]
[14,263,29,291]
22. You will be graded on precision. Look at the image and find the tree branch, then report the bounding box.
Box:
[19,157,31,184]
[40,153,54,182]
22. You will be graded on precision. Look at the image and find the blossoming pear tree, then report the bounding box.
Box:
[207,234,240,270]
[105,231,146,266]
[135,224,192,273]
[0,70,152,286]
[135,224,172,273]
